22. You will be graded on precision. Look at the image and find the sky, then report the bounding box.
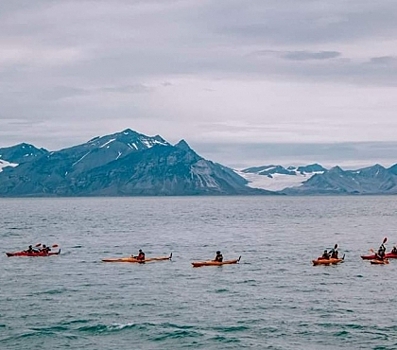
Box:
[1,0,397,169]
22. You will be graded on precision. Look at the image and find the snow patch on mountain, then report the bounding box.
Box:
[100,138,116,148]
[235,164,326,191]
[235,170,310,190]
[141,137,168,148]
[0,159,18,172]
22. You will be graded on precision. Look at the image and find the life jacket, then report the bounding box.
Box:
[137,253,145,260]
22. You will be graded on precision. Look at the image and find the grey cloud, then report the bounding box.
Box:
[369,56,397,65]
[282,51,341,61]
[99,84,152,94]
[251,49,342,61]
[206,0,397,45]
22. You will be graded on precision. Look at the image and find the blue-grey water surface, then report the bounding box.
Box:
[1,196,397,349]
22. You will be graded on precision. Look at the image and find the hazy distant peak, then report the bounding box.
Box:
[296,163,327,173]
[329,166,344,173]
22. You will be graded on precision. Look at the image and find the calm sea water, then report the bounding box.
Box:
[1,196,397,350]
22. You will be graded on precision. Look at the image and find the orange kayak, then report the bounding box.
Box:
[102,253,172,263]
[370,259,389,265]
[312,256,344,266]
[191,256,241,268]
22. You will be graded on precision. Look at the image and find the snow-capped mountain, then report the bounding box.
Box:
[282,164,397,195]
[0,129,271,196]
[1,131,397,196]
[237,164,326,191]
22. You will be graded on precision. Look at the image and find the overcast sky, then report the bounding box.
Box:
[1,0,397,169]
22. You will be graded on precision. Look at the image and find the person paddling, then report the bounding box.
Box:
[214,251,223,262]
[321,250,330,260]
[329,244,339,259]
[376,239,387,260]
[41,244,51,254]
[136,249,145,261]
[392,246,397,255]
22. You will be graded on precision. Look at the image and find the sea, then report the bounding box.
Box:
[1,196,397,350]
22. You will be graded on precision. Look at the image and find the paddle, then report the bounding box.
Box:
[31,243,59,253]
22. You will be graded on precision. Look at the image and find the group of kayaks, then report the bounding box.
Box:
[5,245,241,268]
[10,238,395,268]
[101,253,242,267]
[313,237,397,266]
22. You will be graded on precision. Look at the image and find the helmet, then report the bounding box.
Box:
[139,249,142,253]
[216,251,221,254]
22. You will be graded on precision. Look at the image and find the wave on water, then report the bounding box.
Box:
[32,287,68,295]
[77,322,138,334]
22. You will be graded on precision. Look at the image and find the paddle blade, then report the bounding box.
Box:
[383,237,388,244]
[334,244,338,249]
[35,243,41,247]
[52,244,59,248]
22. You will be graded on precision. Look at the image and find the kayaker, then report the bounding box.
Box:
[41,245,51,254]
[321,250,330,260]
[329,244,338,259]
[214,251,223,262]
[376,242,386,260]
[392,246,397,254]
[25,245,34,253]
[137,249,145,261]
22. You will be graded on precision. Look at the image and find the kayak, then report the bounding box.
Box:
[6,249,61,257]
[312,256,344,266]
[191,256,241,268]
[102,253,172,263]
[370,259,389,265]
[361,252,397,260]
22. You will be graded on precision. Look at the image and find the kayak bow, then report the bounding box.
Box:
[191,256,241,268]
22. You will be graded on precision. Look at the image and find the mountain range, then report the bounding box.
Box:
[1,128,397,196]
[0,129,270,196]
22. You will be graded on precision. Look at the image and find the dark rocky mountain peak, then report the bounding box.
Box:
[0,143,48,164]
[175,139,192,151]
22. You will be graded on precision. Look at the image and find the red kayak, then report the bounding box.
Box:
[6,249,61,257]
[361,252,397,260]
